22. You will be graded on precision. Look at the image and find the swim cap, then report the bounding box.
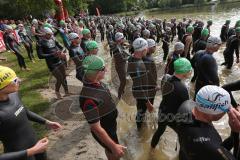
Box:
[18,24,24,27]
[196,85,231,115]
[174,42,184,51]
[201,28,209,37]
[133,38,148,52]
[0,66,17,90]
[59,20,65,26]
[82,28,91,35]
[5,25,12,30]
[43,27,53,35]
[235,27,240,33]
[32,19,38,24]
[43,23,52,29]
[78,21,84,25]
[207,36,222,47]
[166,27,171,32]
[186,26,194,33]
[83,55,105,73]
[142,29,150,37]
[86,41,98,51]
[174,58,192,74]
[108,25,113,30]
[68,33,79,41]
[236,20,240,27]
[147,39,156,48]
[226,20,231,24]
[207,20,213,25]
[115,32,124,41]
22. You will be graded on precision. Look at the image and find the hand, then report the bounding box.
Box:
[146,100,154,113]
[27,138,49,156]
[46,120,62,131]
[236,58,239,63]
[228,107,240,132]
[111,144,126,158]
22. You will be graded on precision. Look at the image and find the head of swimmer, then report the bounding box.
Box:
[193,107,226,122]
[84,67,106,83]
[0,71,19,96]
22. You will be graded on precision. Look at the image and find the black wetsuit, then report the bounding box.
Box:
[192,25,202,44]
[127,56,155,129]
[182,34,192,60]
[177,24,185,41]
[162,33,170,61]
[195,51,219,97]
[176,100,236,160]
[18,29,34,61]
[79,82,119,152]
[106,30,115,57]
[38,38,68,93]
[192,38,207,55]
[221,24,229,42]
[151,75,189,148]
[222,35,239,69]
[171,22,177,42]
[228,28,236,39]
[4,32,27,69]
[143,54,157,103]
[222,80,240,159]
[112,43,128,99]
[80,38,89,53]
[0,92,47,160]
[191,50,205,83]
[69,44,85,81]
[165,52,180,75]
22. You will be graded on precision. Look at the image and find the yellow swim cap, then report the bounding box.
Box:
[0,66,17,90]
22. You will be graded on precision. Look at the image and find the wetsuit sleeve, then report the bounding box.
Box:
[234,39,239,59]
[82,99,100,124]
[200,56,220,85]
[0,150,27,160]
[26,109,47,124]
[222,81,240,108]
[210,146,236,160]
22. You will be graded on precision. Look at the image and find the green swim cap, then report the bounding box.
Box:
[174,58,192,74]
[226,20,231,24]
[187,26,194,33]
[207,20,213,25]
[236,20,240,27]
[82,28,91,35]
[86,41,98,51]
[83,55,105,74]
[44,23,52,29]
[201,28,209,37]
[59,20,65,26]
[236,27,240,33]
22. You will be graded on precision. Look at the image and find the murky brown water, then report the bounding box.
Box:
[106,2,240,160]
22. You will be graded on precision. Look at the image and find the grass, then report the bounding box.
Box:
[0,45,50,138]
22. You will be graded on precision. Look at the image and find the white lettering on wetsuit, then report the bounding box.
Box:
[193,137,211,143]
[14,106,24,117]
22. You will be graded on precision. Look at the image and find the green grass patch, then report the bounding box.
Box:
[0,46,50,138]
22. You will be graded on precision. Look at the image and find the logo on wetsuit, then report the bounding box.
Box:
[15,106,24,117]
[193,137,211,143]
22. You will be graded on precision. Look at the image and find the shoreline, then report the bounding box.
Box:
[116,0,240,16]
